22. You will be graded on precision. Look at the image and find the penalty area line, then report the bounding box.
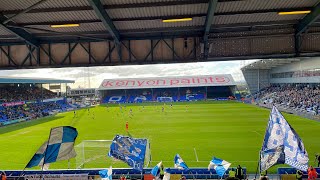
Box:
[194,147,199,162]
[252,130,263,136]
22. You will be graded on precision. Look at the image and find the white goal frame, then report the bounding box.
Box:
[75,139,151,169]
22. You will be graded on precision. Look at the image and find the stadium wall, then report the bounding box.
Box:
[270,58,320,84]
[242,69,270,93]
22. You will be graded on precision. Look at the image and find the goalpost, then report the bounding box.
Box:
[157,97,173,102]
[75,139,151,169]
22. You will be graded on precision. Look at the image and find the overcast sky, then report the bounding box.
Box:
[0,60,257,88]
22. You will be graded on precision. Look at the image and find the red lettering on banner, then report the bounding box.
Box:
[146,80,155,86]
[100,75,233,89]
[103,81,114,87]
[208,77,214,83]
[156,79,166,86]
[199,78,208,84]
[181,79,190,84]
[137,81,145,86]
[170,80,179,85]
[116,81,125,86]
[215,76,229,83]
[126,80,135,87]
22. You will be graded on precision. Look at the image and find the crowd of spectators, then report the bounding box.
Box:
[0,102,66,123]
[0,85,69,125]
[0,86,56,102]
[254,84,320,115]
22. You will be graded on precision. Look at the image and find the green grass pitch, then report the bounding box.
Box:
[0,101,319,173]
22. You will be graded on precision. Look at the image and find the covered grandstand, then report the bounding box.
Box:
[98,75,236,103]
[0,77,75,126]
[241,57,320,117]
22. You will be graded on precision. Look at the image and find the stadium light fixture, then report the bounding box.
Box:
[50,24,80,28]
[278,10,311,15]
[162,18,193,23]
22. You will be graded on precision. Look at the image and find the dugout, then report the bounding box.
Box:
[97,75,236,103]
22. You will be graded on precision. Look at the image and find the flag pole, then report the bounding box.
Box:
[16,167,27,180]
[255,106,273,180]
[254,151,261,180]
[39,127,53,180]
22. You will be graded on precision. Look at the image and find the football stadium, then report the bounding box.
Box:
[0,0,320,180]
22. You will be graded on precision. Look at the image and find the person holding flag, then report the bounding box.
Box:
[99,166,112,180]
[151,161,165,180]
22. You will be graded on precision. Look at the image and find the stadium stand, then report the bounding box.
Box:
[0,98,72,126]
[0,77,75,126]
[0,85,56,102]
[254,84,320,115]
[242,58,320,119]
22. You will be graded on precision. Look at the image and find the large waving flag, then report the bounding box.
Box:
[26,126,78,168]
[99,166,112,180]
[108,135,148,171]
[174,154,189,170]
[260,106,309,171]
[208,157,231,177]
[151,161,162,177]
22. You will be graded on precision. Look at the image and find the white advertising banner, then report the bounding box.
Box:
[99,75,235,90]
[24,174,88,180]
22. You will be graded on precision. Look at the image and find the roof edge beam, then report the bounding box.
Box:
[296,2,320,35]
[3,0,48,24]
[203,0,218,59]
[0,24,39,47]
[88,0,120,43]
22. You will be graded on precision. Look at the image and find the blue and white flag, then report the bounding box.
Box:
[260,106,309,171]
[208,157,231,177]
[174,154,189,170]
[99,166,112,180]
[151,161,162,177]
[108,135,148,171]
[26,126,78,168]
[260,146,285,172]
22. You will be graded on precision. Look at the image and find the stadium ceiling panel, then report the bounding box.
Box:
[241,59,301,70]
[0,0,320,69]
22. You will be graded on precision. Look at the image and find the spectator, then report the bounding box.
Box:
[296,170,303,180]
[160,163,165,180]
[236,165,244,180]
[0,171,6,180]
[308,166,318,180]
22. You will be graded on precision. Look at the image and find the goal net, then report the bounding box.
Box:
[75,140,151,169]
[157,97,173,102]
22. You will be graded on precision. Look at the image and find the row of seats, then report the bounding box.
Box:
[4,167,247,177]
